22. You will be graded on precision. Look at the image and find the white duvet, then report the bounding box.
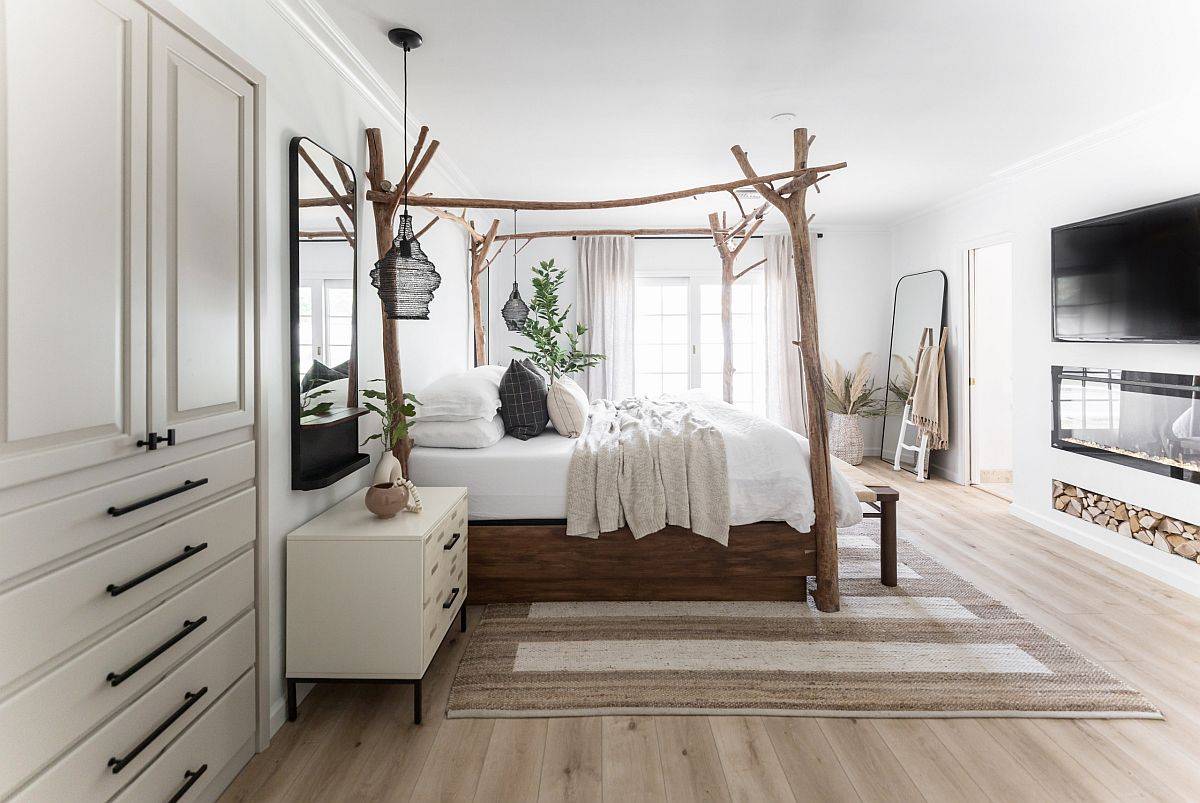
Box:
[678,392,863,533]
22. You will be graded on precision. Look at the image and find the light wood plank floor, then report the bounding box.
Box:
[222,462,1200,802]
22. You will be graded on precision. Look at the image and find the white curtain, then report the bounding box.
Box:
[577,236,635,399]
[764,233,808,434]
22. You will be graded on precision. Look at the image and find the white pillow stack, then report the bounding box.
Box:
[411,365,507,448]
[546,375,590,438]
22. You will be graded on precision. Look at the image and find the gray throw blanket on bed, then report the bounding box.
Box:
[565,396,731,545]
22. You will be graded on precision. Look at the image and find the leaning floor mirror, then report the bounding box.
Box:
[880,269,947,475]
[289,137,369,490]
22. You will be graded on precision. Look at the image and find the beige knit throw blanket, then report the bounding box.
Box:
[566,397,731,545]
[912,327,949,450]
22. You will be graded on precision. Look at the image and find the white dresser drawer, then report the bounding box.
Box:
[0,552,253,796]
[0,442,254,586]
[0,489,254,689]
[16,612,253,802]
[112,670,255,803]
[423,547,466,666]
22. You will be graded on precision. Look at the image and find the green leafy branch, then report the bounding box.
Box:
[360,379,420,450]
[511,259,605,381]
[300,387,335,420]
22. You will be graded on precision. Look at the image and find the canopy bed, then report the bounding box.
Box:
[332,31,891,610]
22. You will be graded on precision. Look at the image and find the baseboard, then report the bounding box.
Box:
[1009,503,1200,599]
[197,737,255,803]
[269,682,316,737]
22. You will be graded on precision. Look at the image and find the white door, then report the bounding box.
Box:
[148,20,255,444]
[0,0,149,489]
[968,242,1014,490]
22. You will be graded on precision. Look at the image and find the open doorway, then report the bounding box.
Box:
[967,242,1014,501]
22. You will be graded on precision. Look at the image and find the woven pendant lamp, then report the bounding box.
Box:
[372,28,440,320]
[500,209,529,331]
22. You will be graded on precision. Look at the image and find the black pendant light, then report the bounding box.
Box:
[372,28,440,320]
[501,208,530,331]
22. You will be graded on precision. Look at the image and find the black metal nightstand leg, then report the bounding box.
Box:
[460,604,467,632]
[286,679,298,721]
[413,679,422,724]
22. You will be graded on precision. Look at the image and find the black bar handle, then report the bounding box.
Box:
[107,478,208,517]
[107,687,208,774]
[167,763,208,803]
[443,532,461,551]
[165,428,177,446]
[106,617,207,687]
[442,587,460,609]
[106,543,208,597]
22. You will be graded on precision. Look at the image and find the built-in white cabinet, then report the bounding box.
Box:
[0,1,261,800]
[1,0,256,491]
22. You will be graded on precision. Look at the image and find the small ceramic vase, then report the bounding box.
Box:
[365,482,410,519]
[372,451,403,486]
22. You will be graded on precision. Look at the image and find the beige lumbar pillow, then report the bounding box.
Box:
[546,375,590,438]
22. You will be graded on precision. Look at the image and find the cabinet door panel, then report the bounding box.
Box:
[149,21,254,443]
[0,0,149,488]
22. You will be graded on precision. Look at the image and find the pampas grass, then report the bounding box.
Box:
[823,352,886,417]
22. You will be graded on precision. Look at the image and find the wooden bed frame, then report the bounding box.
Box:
[467,479,899,604]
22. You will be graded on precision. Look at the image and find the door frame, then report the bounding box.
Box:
[961,235,1015,489]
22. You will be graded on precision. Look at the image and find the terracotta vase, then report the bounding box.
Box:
[365,482,410,519]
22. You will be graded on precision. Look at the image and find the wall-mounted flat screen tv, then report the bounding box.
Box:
[1051,193,1200,343]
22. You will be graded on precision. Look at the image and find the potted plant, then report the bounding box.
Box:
[512,259,604,382]
[822,353,886,465]
[360,380,421,517]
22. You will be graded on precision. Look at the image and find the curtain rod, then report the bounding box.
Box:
[567,234,822,241]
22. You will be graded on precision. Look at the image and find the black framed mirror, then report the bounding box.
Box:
[880,269,947,475]
[289,137,369,490]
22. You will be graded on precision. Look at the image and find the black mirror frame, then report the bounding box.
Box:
[879,268,948,476]
[289,136,370,490]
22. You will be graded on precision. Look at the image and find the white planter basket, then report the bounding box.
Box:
[828,412,865,465]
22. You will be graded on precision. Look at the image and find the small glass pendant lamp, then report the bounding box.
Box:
[501,208,530,331]
[371,28,440,320]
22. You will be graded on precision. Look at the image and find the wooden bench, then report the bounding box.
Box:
[832,456,901,587]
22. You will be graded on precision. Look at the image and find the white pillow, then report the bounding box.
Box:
[546,375,590,437]
[411,415,505,449]
[416,365,504,422]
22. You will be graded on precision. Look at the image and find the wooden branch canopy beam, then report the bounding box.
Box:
[732,129,841,612]
[363,163,846,211]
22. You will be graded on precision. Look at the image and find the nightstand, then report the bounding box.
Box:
[285,486,468,724]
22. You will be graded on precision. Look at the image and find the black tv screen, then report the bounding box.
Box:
[1051,193,1200,343]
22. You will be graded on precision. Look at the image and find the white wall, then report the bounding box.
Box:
[169,0,474,732]
[891,99,1200,592]
[485,234,578,368]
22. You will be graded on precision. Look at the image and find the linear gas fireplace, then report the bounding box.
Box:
[1052,367,1200,483]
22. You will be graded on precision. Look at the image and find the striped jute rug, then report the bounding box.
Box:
[446,523,1160,719]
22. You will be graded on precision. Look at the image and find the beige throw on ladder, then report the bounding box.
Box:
[566,397,731,545]
[912,326,949,450]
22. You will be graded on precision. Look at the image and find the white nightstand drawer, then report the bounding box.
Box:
[16,612,253,802]
[0,489,254,690]
[0,552,253,796]
[111,670,255,803]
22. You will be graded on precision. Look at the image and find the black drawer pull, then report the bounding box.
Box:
[106,617,207,687]
[443,532,461,551]
[442,587,460,609]
[106,543,209,597]
[168,763,208,803]
[107,478,209,517]
[107,686,208,774]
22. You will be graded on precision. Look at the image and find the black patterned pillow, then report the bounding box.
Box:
[300,359,346,393]
[499,359,548,440]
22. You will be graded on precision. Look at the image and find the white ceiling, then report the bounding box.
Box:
[316,0,1200,229]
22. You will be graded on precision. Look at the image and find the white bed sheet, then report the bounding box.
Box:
[408,432,575,520]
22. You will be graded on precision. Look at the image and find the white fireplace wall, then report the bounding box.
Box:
[890,97,1200,594]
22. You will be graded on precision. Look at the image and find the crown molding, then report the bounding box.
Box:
[267,0,480,196]
[888,177,1012,230]
[988,100,1174,181]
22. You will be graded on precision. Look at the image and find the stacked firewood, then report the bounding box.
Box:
[1053,480,1198,563]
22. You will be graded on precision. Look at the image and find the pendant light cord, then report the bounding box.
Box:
[402,45,409,218]
[512,208,518,283]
